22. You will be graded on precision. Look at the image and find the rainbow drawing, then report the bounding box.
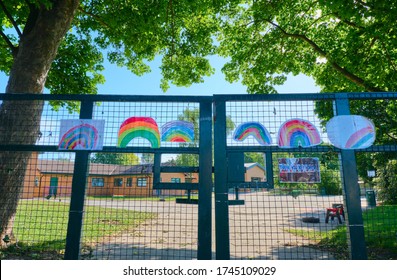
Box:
[233,122,272,146]
[161,120,195,142]
[326,115,376,149]
[345,126,375,148]
[117,117,160,148]
[278,118,321,148]
[58,120,104,150]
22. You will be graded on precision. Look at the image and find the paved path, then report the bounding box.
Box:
[88,192,354,260]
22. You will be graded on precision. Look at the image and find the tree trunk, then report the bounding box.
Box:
[0,0,79,248]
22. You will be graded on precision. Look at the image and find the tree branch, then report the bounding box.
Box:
[0,29,18,57]
[78,6,111,29]
[267,20,384,92]
[380,40,397,74]
[0,0,22,37]
[167,0,176,61]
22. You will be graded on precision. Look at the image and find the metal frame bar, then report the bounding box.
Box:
[334,95,368,259]
[64,100,93,259]
[197,100,213,259]
[213,100,230,259]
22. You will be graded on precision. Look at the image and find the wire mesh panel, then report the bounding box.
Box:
[224,99,346,259]
[2,93,397,260]
[80,100,202,259]
[355,151,397,259]
[228,152,345,260]
[0,97,78,259]
[92,101,200,148]
[83,184,199,260]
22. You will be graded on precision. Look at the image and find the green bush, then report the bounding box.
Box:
[375,160,397,205]
[317,169,342,195]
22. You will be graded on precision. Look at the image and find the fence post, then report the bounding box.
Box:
[213,99,230,259]
[197,99,213,259]
[64,100,93,260]
[334,94,368,260]
[265,153,274,188]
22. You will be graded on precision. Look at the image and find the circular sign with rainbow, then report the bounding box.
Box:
[326,115,376,149]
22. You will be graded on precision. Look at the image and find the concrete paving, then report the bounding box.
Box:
[87,191,359,260]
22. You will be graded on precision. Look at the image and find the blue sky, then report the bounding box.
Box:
[0,55,320,95]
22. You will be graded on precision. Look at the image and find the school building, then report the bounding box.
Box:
[21,153,265,199]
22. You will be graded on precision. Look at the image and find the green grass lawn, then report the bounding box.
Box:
[0,200,156,259]
[288,205,397,259]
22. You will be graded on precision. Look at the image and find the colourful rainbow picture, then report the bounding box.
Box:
[233,122,272,146]
[278,118,321,148]
[117,117,160,148]
[326,115,375,149]
[58,120,104,150]
[161,120,195,142]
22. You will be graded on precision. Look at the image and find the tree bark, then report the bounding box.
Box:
[0,0,79,248]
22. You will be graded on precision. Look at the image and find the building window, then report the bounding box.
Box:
[126,178,133,187]
[92,178,104,187]
[251,177,262,183]
[114,178,123,187]
[171,178,181,183]
[137,177,147,187]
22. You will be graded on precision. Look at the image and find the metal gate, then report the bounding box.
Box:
[1,93,397,260]
[213,93,396,260]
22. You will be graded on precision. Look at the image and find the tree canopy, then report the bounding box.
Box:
[216,0,397,94]
[214,0,396,191]
[90,153,140,165]
[2,1,395,97]
[1,0,219,99]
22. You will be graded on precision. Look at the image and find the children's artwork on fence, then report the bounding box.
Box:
[277,118,322,148]
[326,115,376,149]
[58,119,105,150]
[233,122,272,146]
[278,157,321,183]
[161,120,195,142]
[117,117,160,148]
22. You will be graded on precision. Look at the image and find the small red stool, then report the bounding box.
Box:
[325,206,343,224]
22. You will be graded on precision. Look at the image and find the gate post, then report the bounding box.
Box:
[334,94,368,260]
[64,99,93,260]
[197,100,213,259]
[213,99,230,259]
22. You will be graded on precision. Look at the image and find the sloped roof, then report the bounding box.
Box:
[244,162,266,172]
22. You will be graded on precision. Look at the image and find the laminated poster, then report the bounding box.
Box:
[278,157,321,183]
[58,119,105,150]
